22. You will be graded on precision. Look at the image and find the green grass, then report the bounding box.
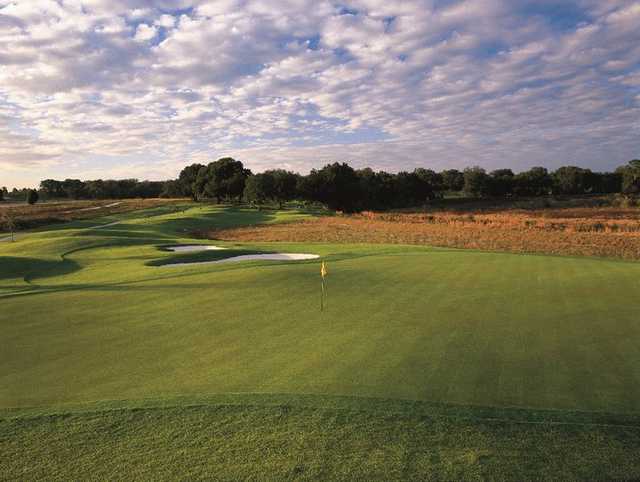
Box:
[3,395,640,481]
[2,202,640,480]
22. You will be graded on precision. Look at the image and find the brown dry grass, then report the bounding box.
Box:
[210,207,640,260]
[0,198,184,232]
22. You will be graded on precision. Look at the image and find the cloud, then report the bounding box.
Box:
[0,0,638,186]
[134,23,157,41]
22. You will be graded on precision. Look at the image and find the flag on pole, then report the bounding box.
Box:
[320,261,328,311]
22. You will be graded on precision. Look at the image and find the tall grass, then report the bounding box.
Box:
[211,206,640,260]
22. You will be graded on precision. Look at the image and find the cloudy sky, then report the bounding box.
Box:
[1,0,639,187]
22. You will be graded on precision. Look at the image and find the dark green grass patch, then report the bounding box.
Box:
[0,257,80,281]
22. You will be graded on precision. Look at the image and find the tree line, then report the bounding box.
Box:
[173,157,640,212]
[2,158,639,211]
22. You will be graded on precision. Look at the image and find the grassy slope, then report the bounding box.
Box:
[3,396,640,481]
[2,202,640,480]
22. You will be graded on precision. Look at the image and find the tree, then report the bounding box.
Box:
[297,169,325,204]
[116,179,139,198]
[193,165,210,201]
[178,163,205,200]
[394,171,417,206]
[441,169,465,192]
[303,162,361,212]
[244,173,275,206]
[61,179,87,199]
[39,179,65,199]
[102,180,121,198]
[463,166,491,197]
[488,169,514,197]
[160,180,184,198]
[592,171,622,194]
[133,180,163,198]
[1,210,16,241]
[376,171,398,208]
[26,189,39,205]
[266,169,298,208]
[617,160,640,194]
[514,167,552,196]
[552,166,594,195]
[394,170,434,206]
[85,180,106,199]
[198,158,249,203]
[356,168,390,210]
[414,168,443,194]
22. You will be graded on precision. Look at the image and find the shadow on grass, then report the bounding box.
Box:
[153,206,279,235]
[0,256,81,281]
[147,248,272,267]
[0,255,322,300]
[74,229,174,240]
[68,206,281,241]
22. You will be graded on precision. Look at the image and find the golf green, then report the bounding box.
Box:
[2,203,640,479]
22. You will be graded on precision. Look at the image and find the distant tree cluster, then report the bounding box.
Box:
[244,169,298,208]
[177,158,638,212]
[3,158,639,212]
[460,165,626,198]
[1,187,41,204]
[26,189,39,205]
[180,161,438,211]
[37,178,169,200]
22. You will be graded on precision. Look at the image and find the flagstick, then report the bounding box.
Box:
[320,261,328,312]
[324,278,327,310]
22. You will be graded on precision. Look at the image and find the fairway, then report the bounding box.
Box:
[2,203,640,479]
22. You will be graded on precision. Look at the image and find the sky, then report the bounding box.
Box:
[0,0,639,187]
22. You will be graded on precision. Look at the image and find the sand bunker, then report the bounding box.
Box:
[215,253,319,263]
[161,252,319,267]
[165,245,227,252]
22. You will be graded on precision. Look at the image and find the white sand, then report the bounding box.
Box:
[63,201,122,214]
[0,234,19,242]
[79,201,122,211]
[216,253,319,263]
[160,253,319,267]
[165,245,227,252]
[92,221,120,229]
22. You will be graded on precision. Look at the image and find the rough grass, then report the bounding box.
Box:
[0,198,184,233]
[3,395,640,481]
[210,206,640,259]
[2,202,640,480]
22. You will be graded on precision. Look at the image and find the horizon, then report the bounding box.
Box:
[3,159,639,192]
[1,0,639,188]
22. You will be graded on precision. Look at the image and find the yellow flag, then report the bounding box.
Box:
[320,261,328,279]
